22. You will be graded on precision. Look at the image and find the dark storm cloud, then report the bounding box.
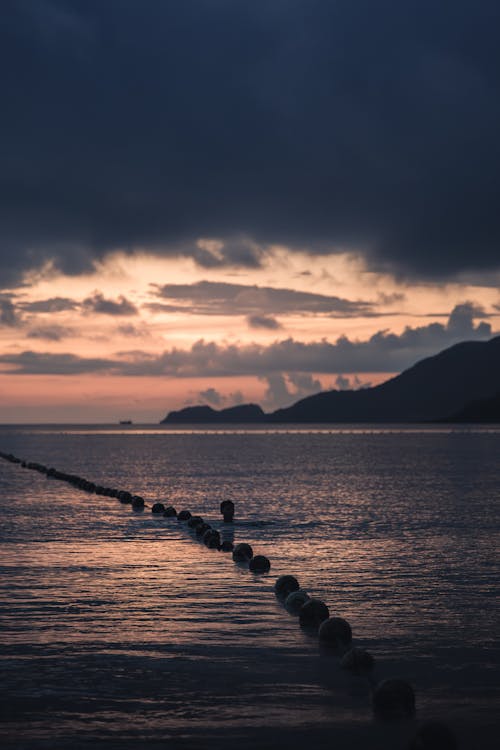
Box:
[82,292,138,316]
[2,304,493,376]
[150,281,374,317]
[1,1,500,286]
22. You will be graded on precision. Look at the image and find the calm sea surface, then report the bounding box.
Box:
[0,424,499,749]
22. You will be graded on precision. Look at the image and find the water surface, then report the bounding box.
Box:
[1,425,499,748]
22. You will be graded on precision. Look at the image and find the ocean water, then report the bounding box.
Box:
[0,424,499,749]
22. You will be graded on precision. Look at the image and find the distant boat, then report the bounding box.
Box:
[119,420,133,425]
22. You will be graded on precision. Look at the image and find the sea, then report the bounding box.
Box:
[0,424,499,750]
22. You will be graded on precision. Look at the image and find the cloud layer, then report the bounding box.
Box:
[1,1,500,285]
[1,304,492,377]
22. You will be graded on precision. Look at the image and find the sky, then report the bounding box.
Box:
[1,0,499,423]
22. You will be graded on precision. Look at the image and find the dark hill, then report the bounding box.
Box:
[269,336,500,422]
[162,403,265,424]
[160,335,500,423]
[444,390,500,423]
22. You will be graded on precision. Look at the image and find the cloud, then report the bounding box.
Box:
[150,280,374,317]
[260,372,322,409]
[0,351,115,375]
[1,1,500,285]
[115,323,152,338]
[198,387,224,406]
[1,304,493,377]
[82,292,138,316]
[26,325,75,341]
[247,314,282,330]
[21,297,78,313]
[0,299,21,327]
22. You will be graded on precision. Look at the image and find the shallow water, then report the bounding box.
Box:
[0,424,499,749]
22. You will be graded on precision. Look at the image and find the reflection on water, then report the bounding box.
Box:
[0,426,499,748]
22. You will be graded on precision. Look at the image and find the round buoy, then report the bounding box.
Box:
[151,502,165,514]
[318,617,352,649]
[372,679,415,720]
[299,598,329,629]
[177,510,192,521]
[195,522,211,537]
[285,589,310,615]
[131,495,145,510]
[232,543,253,562]
[220,499,235,522]
[274,575,300,600]
[163,506,177,517]
[204,529,221,548]
[118,491,132,504]
[249,555,271,573]
[409,720,457,749]
[220,540,234,552]
[187,515,203,528]
[340,647,374,674]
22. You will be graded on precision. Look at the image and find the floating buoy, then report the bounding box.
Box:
[220,540,234,552]
[274,575,300,600]
[318,617,352,650]
[195,522,211,537]
[220,499,235,522]
[203,529,221,548]
[232,543,254,562]
[177,510,191,521]
[408,720,457,749]
[249,555,271,573]
[131,495,145,510]
[340,647,374,674]
[151,502,165,514]
[299,598,329,629]
[285,589,310,614]
[187,515,203,528]
[372,678,416,720]
[163,506,177,517]
[118,491,132,504]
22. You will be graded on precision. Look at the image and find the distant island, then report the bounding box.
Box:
[161,335,500,424]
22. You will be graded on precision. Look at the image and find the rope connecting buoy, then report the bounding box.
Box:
[177,510,191,521]
[408,720,458,749]
[163,506,177,517]
[372,678,416,720]
[232,542,253,562]
[284,589,310,614]
[151,502,165,514]
[298,598,330,630]
[340,647,374,674]
[248,554,271,573]
[318,616,353,650]
[274,574,300,600]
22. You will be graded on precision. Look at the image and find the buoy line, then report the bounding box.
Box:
[0,449,458,748]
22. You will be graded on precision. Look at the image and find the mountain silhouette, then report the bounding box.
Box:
[161,335,500,423]
[163,403,265,424]
[444,390,500,423]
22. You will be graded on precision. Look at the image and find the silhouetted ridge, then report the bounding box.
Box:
[162,403,265,424]
[444,390,500,423]
[160,336,500,423]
